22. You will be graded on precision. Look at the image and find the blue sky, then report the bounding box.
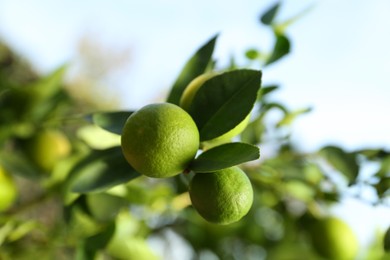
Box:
[0,0,389,250]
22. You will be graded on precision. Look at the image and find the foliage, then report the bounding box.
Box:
[0,3,389,260]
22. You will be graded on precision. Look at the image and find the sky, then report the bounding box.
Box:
[0,0,389,253]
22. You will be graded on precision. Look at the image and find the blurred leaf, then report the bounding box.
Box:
[257,85,279,100]
[167,34,218,105]
[189,142,259,173]
[29,65,66,99]
[240,114,265,145]
[77,125,121,149]
[273,4,315,35]
[7,220,39,242]
[245,49,260,60]
[91,111,133,135]
[86,193,127,222]
[0,151,42,179]
[81,222,116,259]
[263,102,289,114]
[277,107,312,127]
[260,2,281,25]
[188,69,261,141]
[319,146,359,185]
[67,147,141,193]
[376,156,390,178]
[374,177,390,198]
[385,226,390,252]
[265,33,290,66]
[357,149,390,160]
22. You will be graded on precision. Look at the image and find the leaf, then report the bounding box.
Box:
[29,65,67,99]
[319,146,359,185]
[0,151,42,180]
[188,69,262,141]
[276,107,312,127]
[356,149,390,160]
[67,147,141,193]
[245,49,260,60]
[83,222,116,257]
[240,115,266,145]
[260,2,281,25]
[189,142,260,173]
[91,111,133,135]
[384,226,390,252]
[265,33,290,66]
[375,156,390,178]
[166,34,218,105]
[374,176,390,198]
[257,85,279,100]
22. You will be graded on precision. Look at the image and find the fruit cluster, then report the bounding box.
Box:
[121,73,256,225]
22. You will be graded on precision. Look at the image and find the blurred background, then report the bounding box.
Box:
[0,0,389,259]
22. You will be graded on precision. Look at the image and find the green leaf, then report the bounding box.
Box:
[0,151,42,179]
[260,2,281,25]
[384,226,390,252]
[91,111,133,135]
[245,49,260,60]
[83,222,116,258]
[240,114,265,145]
[375,156,390,178]
[166,34,218,105]
[189,142,260,173]
[67,147,141,193]
[265,33,290,66]
[29,65,67,99]
[356,149,390,160]
[188,69,262,141]
[319,146,359,185]
[276,107,312,127]
[374,176,390,198]
[257,85,279,100]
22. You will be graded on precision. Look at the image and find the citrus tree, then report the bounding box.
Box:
[0,3,389,260]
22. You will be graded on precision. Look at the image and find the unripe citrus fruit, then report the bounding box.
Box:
[309,217,359,260]
[0,165,17,211]
[179,73,250,147]
[189,166,253,225]
[121,103,199,178]
[28,129,71,172]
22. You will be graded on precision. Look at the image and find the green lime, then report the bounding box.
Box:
[310,217,359,260]
[28,129,71,172]
[179,73,250,148]
[189,166,253,225]
[0,165,17,211]
[121,103,199,178]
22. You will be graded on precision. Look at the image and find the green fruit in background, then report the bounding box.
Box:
[86,193,127,222]
[121,103,199,178]
[179,73,250,148]
[309,217,359,260]
[28,129,71,172]
[0,165,17,211]
[189,166,253,225]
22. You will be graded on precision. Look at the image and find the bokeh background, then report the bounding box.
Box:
[0,0,389,258]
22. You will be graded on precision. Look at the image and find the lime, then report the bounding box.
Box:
[189,166,253,225]
[28,129,71,172]
[179,73,250,148]
[121,103,199,178]
[310,216,359,260]
[0,165,17,211]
